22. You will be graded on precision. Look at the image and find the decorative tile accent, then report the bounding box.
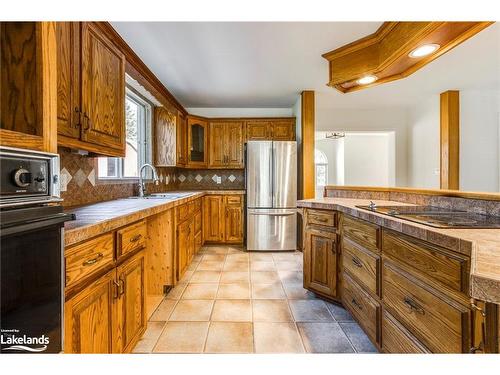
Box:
[87,169,96,187]
[60,168,72,192]
[73,169,87,187]
[178,174,186,182]
[195,174,203,183]
[212,174,219,183]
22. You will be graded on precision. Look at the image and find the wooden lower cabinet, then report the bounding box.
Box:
[382,310,430,353]
[203,194,243,244]
[303,226,338,299]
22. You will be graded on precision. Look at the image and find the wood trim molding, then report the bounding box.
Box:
[324,186,500,201]
[301,91,315,199]
[440,90,460,190]
[322,22,494,93]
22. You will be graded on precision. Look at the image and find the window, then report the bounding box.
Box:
[98,89,152,179]
[315,149,328,187]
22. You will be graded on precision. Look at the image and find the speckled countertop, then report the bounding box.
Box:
[297,197,500,304]
[64,190,245,247]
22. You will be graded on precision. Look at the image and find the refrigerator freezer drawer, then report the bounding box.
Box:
[246,209,297,251]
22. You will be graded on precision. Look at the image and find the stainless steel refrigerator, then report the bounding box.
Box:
[246,141,297,251]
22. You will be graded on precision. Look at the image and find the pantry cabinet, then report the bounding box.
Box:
[56,22,126,157]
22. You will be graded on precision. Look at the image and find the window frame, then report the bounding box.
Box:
[97,87,153,181]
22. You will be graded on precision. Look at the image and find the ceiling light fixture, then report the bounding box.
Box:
[325,132,346,140]
[356,75,377,85]
[409,43,440,58]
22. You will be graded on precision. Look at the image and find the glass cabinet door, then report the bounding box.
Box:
[187,117,207,166]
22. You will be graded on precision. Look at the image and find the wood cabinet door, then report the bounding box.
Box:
[272,120,295,141]
[177,219,191,278]
[176,111,187,166]
[226,122,244,168]
[203,195,224,242]
[224,198,243,243]
[187,116,208,167]
[304,228,337,298]
[56,22,81,139]
[64,270,115,354]
[154,106,177,166]
[209,122,226,167]
[246,121,270,140]
[81,22,125,155]
[114,251,146,353]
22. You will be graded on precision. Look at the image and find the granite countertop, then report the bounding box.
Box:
[64,190,245,247]
[297,197,500,304]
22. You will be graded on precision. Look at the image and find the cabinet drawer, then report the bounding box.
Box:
[225,195,242,205]
[382,261,471,353]
[342,238,380,296]
[307,209,336,228]
[177,203,189,222]
[342,272,380,344]
[342,215,380,252]
[65,233,114,288]
[382,310,430,353]
[117,220,146,259]
[382,230,469,293]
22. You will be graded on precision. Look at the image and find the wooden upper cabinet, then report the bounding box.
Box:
[187,116,208,167]
[56,22,81,140]
[154,106,177,167]
[246,119,295,141]
[80,22,125,154]
[209,121,244,168]
[176,111,188,166]
[64,270,115,354]
[246,120,270,140]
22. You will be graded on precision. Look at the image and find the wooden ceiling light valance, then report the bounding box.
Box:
[322,22,494,93]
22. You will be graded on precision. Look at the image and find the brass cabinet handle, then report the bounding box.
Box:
[82,253,103,266]
[130,234,142,243]
[351,298,362,310]
[351,256,363,268]
[113,279,120,299]
[73,107,82,129]
[119,277,125,296]
[470,301,486,353]
[83,112,90,131]
[313,216,328,223]
[471,302,486,317]
[404,296,425,315]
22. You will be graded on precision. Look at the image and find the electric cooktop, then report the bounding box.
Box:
[355,204,500,229]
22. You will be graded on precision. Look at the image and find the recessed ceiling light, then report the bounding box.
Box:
[356,75,378,85]
[409,43,440,58]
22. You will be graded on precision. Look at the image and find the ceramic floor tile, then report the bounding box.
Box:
[275,261,302,271]
[253,322,304,353]
[178,270,194,283]
[288,300,334,322]
[169,300,214,321]
[132,321,165,353]
[181,283,219,299]
[204,322,254,353]
[216,283,251,299]
[250,271,280,283]
[226,253,250,261]
[197,260,224,271]
[340,322,378,353]
[282,282,317,300]
[150,299,178,321]
[249,253,274,262]
[186,262,199,272]
[272,252,297,262]
[297,322,355,353]
[223,262,250,272]
[165,283,187,300]
[250,261,276,271]
[227,247,246,254]
[202,246,229,255]
[220,271,250,283]
[325,302,355,322]
[202,254,226,262]
[251,282,286,299]
[190,270,221,283]
[252,299,293,322]
[277,270,303,283]
[211,299,252,322]
[153,322,209,353]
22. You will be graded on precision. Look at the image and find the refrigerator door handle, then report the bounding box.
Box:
[248,212,295,216]
[270,141,274,207]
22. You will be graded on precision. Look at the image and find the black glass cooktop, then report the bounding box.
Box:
[355,205,500,229]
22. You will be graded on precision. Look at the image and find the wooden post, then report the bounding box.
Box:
[440,90,460,190]
[301,90,315,199]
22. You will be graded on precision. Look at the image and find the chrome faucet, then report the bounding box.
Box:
[138,163,159,198]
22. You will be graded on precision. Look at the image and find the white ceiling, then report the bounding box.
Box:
[112,22,500,109]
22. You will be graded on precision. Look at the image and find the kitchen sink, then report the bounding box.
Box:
[128,192,197,200]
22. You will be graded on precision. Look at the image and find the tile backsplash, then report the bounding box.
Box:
[59,148,245,207]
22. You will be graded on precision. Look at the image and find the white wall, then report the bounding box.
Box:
[407,95,440,189]
[460,89,500,192]
[186,107,293,117]
[315,107,408,186]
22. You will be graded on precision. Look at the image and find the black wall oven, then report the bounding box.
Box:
[0,147,74,354]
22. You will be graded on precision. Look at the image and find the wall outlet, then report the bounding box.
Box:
[217,176,222,184]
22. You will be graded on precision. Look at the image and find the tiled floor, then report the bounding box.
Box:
[133,245,377,354]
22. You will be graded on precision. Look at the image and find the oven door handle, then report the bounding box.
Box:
[0,213,76,237]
